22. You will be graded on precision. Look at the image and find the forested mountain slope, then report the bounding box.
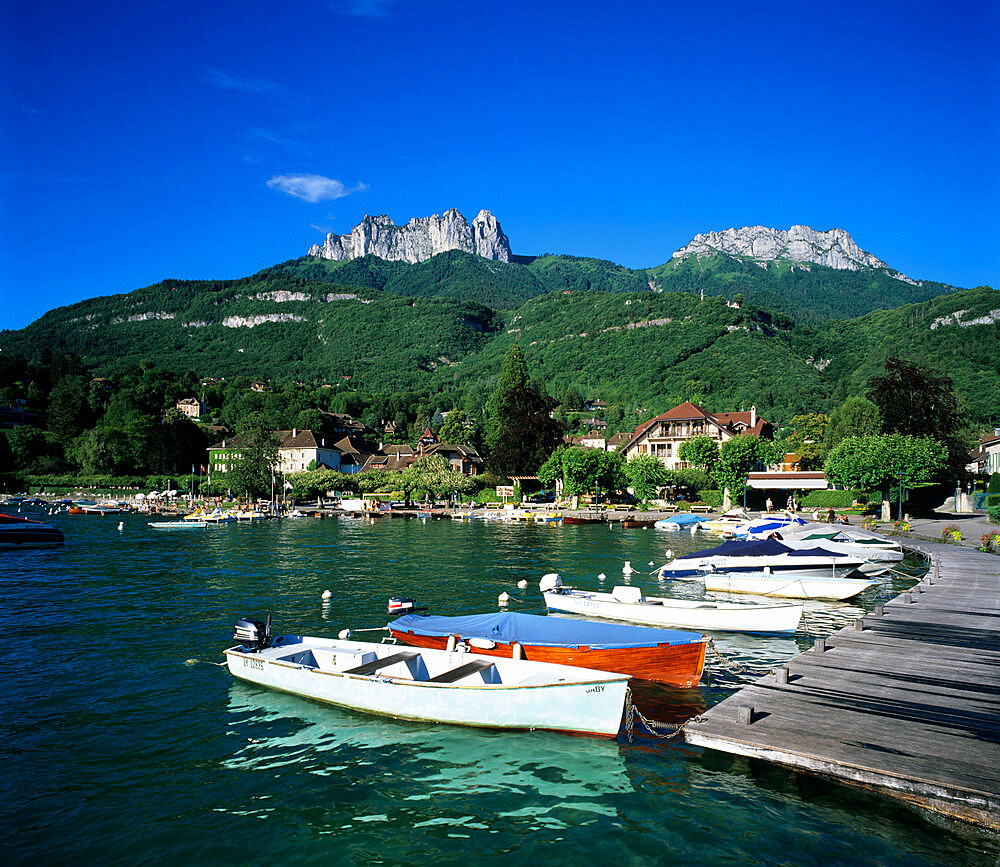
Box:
[1,253,994,426]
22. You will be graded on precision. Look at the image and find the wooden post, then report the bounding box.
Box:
[737,706,753,725]
[853,618,864,631]
[775,667,788,684]
[874,605,884,617]
[814,638,827,652]
[903,593,912,604]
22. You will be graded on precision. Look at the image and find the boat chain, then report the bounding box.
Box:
[706,639,745,676]
[624,687,689,743]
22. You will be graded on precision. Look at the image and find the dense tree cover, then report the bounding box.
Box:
[677,436,720,473]
[866,358,975,481]
[650,253,961,324]
[225,413,280,499]
[782,413,830,470]
[713,436,784,507]
[824,434,948,514]
[624,454,671,503]
[538,446,626,497]
[2,253,995,432]
[483,346,564,475]
[437,409,474,446]
[825,396,882,448]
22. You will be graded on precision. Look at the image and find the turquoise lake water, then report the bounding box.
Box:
[3,510,996,865]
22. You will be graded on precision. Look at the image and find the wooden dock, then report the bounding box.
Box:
[683,540,1000,829]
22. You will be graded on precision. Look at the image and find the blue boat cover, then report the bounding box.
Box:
[677,538,792,559]
[388,611,703,649]
[664,513,702,525]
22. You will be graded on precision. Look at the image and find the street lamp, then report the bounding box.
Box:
[897,470,905,520]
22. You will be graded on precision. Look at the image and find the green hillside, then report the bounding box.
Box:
[650,254,959,324]
[1,251,995,428]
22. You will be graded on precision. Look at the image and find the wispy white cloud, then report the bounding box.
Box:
[249,127,310,153]
[267,174,369,203]
[204,68,281,94]
[311,222,335,234]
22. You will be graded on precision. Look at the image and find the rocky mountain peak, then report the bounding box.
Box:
[672,225,916,283]
[308,208,511,264]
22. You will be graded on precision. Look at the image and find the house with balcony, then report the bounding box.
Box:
[623,401,772,470]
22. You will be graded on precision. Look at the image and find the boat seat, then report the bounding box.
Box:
[426,659,496,683]
[342,650,420,675]
[612,586,643,604]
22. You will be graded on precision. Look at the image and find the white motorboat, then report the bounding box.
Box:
[699,509,751,534]
[657,538,866,581]
[703,571,880,601]
[726,514,808,539]
[225,618,630,738]
[540,577,803,635]
[150,521,207,529]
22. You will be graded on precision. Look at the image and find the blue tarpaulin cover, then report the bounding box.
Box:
[663,513,703,525]
[677,538,792,559]
[388,611,703,649]
[787,546,846,558]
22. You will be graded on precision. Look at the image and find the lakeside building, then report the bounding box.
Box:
[623,401,772,470]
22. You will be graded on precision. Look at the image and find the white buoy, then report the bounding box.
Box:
[666,549,674,559]
[648,561,655,566]
[690,525,698,534]
[498,592,510,605]
[117,522,124,531]
[598,572,607,581]
[623,561,633,575]
[517,579,528,589]
[322,589,333,600]
[338,628,351,639]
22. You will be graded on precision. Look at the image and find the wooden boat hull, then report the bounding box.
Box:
[543,589,803,635]
[390,627,706,688]
[226,635,629,737]
[562,515,603,524]
[622,520,656,529]
[703,572,879,600]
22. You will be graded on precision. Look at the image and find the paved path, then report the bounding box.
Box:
[683,538,1000,830]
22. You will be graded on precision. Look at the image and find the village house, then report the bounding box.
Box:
[606,432,631,452]
[968,433,1000,476]
[566,432,609,450]
[175,397,205,419]
[208,428,360,477]
[623,401,772,471]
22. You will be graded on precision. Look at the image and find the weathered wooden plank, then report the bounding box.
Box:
[685,540,1000,830]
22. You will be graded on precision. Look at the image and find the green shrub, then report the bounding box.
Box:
[800,489,864,509]
[989,506,1000,525]
[986,493,1000,509]
[988,473,1000,493]
[473,488,501,504]
[698,489,724,508]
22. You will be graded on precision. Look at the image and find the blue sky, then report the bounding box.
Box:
[2,0,997,330]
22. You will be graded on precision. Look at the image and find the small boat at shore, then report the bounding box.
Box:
[388,608,707,687]
[0,512,64,549]
[226,618,630,737]
[562,514,604,525]
[703,571,879,601]
[699,509,750,534]
[657,538,866,581]
[654,513,702,530]
[150,521,207,529]
[540,576,803,635]
[621,519,656,529]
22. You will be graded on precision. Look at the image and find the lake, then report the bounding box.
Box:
[3,510,996,865]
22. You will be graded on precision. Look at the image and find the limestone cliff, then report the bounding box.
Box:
[308,208,511,263]
[672,225,916,283]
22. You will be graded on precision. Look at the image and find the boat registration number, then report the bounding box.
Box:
[586,685,605,694]
[243,657,265,671]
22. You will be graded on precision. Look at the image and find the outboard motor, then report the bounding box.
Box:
[538,573,563,593]
[233,616,271,651]
[387,597,416,615]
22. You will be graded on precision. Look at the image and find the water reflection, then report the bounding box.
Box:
[225,682,633,803]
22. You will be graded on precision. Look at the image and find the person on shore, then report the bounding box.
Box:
[827,507,836,523]
[765,497,773,513]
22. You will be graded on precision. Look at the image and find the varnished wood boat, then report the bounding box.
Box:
[562,515,604,524]
[388,611,708,688]
[621,519,656,529]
